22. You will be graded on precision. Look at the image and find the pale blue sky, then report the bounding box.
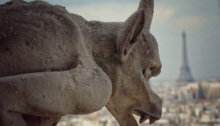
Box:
[1,0,220,82]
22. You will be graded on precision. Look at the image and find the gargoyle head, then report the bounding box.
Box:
[104,0,162,125]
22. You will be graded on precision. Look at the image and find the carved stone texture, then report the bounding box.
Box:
[0,0,162,126]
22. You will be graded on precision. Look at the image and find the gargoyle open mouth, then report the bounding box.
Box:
[133,110,160,124]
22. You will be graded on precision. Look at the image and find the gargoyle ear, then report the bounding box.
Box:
[138,0,154,29]
[117,0,154,62]
[117,9,145,62]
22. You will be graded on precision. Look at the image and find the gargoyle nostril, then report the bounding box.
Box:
[150,66,161,76]
[150,66,156,71]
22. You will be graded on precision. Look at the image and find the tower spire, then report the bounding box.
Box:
[182,31,188,67]
[177,31,194,83]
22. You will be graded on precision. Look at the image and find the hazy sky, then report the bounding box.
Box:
[1,0,220,82]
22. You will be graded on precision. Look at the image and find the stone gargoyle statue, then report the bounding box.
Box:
[0,0,162,126]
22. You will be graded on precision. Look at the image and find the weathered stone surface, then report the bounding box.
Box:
[0,0,162,126]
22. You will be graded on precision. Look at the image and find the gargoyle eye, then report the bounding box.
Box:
[124,49,127,55]
[142,69,146,75]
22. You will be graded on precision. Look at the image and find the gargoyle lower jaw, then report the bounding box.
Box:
[133,110,160,124]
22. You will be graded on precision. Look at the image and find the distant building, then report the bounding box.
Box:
[177,31,194,83]
[177,81,220,101]
[207,83,220,99]
[198,82,206,99]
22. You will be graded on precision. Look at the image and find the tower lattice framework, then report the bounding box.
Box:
[177,31,194,82]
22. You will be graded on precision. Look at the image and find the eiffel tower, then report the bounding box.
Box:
[177,31,194,82]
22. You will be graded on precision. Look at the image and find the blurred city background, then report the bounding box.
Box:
[1,0,219,126]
